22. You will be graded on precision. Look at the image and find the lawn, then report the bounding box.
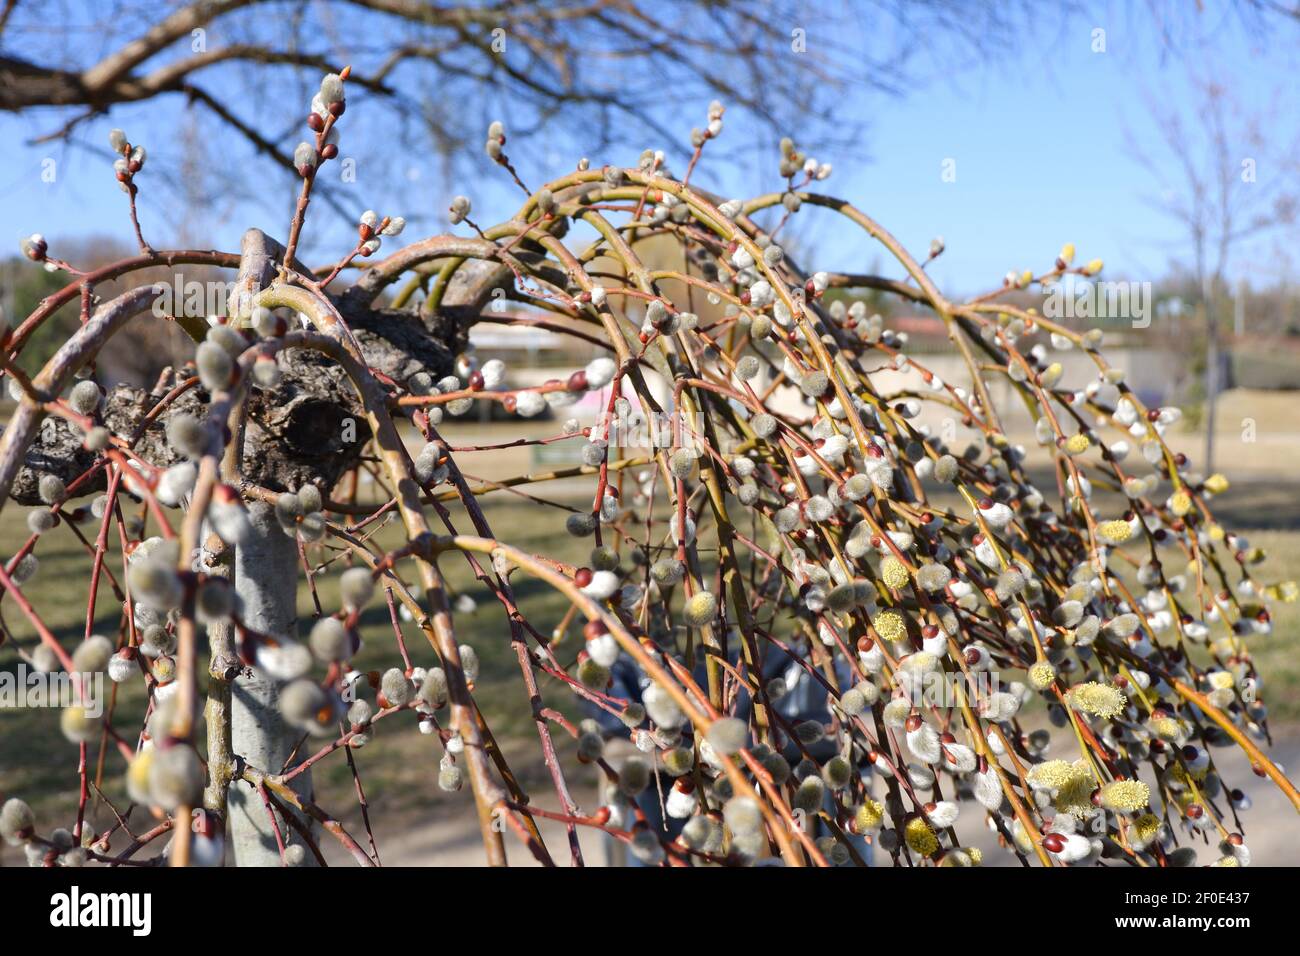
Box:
[1,390,1297,856]
[0,491,607,842]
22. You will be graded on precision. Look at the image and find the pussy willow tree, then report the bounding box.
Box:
[1,70,1296,868]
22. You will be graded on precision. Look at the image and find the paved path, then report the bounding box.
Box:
[954,734,1300,867]
[327,731,1300,867]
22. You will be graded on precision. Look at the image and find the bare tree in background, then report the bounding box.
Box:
[0,0,1055,217]
[7,2,1300,239]
[1128,72,1299,472]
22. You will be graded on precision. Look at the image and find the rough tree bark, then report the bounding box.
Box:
[4,235,520,503]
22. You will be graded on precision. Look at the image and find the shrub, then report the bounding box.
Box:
[0,72,1293,869]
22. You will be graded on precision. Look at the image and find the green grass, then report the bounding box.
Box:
[1233,529,1300,719]
[0,496,605,837]
[306,498,603,813]
[3,471,1298,845]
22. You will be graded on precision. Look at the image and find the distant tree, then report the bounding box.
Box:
[0,1,1070,219]
[1128,71,1299,469]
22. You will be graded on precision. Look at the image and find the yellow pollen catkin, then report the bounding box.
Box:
[1131,813,1161,843]
[1026,759,1088,791]
[904,817,938,857]
[1064,433,1091,455]
[1066,681,1127,719]
[872,610,907,643]
[1099,779,1151,813]
[1097,519,1133,544]
[1028,661,1057,690]
[1204,474,1230,495]
[1266,580,1297,603]
[881,556,910,590]
[1026,760,1095,820]
[1055,771,1097,818]
[1149,716,1182,740]
[855,799,884,832]
[1207,671,1236,691]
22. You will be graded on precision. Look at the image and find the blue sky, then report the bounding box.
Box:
[2,3,1297,297]
[831,11,1299,295]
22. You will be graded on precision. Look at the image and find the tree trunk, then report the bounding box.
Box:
[3,227,507,861]
[225,501,318,865]
[1203,275,1219,474]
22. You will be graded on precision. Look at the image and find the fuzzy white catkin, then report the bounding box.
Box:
[584,357,616,389]
[38,474,66,505]
[650,558,685,586]
[751,413,778,438]
[69,380,102,415]
[706,717,748,755]
[581,570,619,601]
[340,567,375,610]
[669,449,696,479]
[26,509,55,535]
[166,413,208,459]
[107,654,134,684]
[71,636,113,673]
[642,682,684,730]
[310,618,350,662]
[515,391,546,417]
[381,668,414,706]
